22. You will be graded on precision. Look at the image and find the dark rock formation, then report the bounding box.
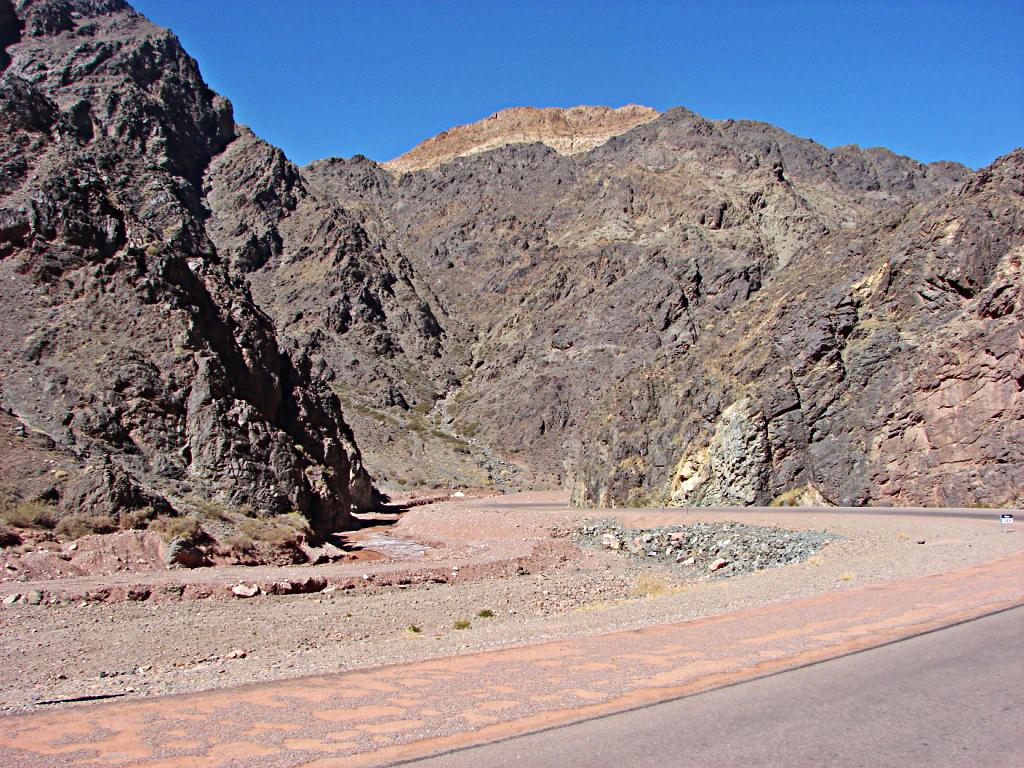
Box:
[0,0,370,536]
[314,106,1019,509]
[572,149,1024,508]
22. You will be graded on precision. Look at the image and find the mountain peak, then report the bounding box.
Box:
[383,104,659,173]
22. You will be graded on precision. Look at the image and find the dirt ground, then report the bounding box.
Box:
[1,492,1020,713]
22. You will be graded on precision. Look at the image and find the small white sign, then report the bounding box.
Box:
[1000,514,1014,531]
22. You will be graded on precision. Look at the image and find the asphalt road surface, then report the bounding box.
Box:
[481,497,1017,521]
[402,606,1024,768]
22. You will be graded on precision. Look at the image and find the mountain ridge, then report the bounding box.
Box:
[383,104,660,173]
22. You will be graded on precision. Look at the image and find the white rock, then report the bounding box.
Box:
[230,583,260,598]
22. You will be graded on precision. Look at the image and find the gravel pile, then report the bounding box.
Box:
[573,519,837,576]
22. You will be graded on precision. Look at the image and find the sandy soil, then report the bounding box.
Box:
[1,492,1019,713]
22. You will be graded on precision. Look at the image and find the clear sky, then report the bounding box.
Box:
[130,1,1022,170]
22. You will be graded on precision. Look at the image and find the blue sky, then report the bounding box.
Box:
[131,1,1022,169]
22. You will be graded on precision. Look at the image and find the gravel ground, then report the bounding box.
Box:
[570,518,837,573]
[1,492,1020,713]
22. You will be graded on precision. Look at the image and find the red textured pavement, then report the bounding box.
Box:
[1,549,1021,768]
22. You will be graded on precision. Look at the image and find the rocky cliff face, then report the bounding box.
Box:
[571,149,1023,508]
[1,0,1019,524]
[0,0,372,537]
[314,106,998,508]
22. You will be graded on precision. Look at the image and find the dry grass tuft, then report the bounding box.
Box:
[54,514,118,540]
[628,572,674,598]
[149,514,205,544]
[0,493,59,530]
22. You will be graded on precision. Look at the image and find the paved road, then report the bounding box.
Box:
[405,606,1024,768]
[479,496,1018,521]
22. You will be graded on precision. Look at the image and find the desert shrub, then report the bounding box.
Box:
[275,512,312,537]
[769,486,806,507]
[628,573,672,598]
[224,514,309,559]
[240,517,304,546]
[120,506,158,530]
[0,497,59,530]
[452,618,471,630]
[223,531,255,552]
[54,514,118,540]
[149,514,205,544]
[477,609,494,618]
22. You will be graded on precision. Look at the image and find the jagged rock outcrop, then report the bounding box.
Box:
[0,0,371,536]
[572,149,1023,508]
[384,105,659,174]
[315,105,1002,507]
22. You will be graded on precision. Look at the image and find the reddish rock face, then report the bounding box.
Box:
[571,150,1024,509]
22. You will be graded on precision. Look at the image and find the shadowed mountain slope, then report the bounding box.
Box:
[0,0,374,537]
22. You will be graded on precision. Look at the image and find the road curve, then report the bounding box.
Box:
[404,605,1024,768]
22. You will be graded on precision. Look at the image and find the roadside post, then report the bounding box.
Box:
[999,513,1014,532]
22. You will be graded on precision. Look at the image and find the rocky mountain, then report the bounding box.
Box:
[572,148,1024,508]
[313,106,1002,509]
[0,0,374,541]
[1,0,1020,546]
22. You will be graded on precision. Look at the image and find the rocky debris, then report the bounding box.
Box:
[0,529,168,581]
[164,537,212,569]
[0,525,20,548]
[573,519,835,576]
[266,576,326,595]
[230,583,260,599]
[125,587,150,602]
[299,540,347,565]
